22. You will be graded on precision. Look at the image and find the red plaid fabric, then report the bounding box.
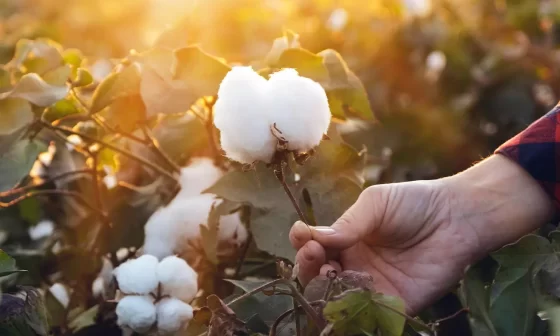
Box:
[495,104,560,211]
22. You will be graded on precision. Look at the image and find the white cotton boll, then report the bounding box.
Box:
[177,157,223,198]
[49,283,69,308]
[157,256,198,302]
[267,69,331,152]
[213,66,277,164]
[218,212,248,247]
[113,254,159,295]
[156,298,194,334]
[116,295,156,333]
[28,219,54,240]
[29,160,46,178]
[103,175,117,189]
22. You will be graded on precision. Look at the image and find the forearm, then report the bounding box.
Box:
[443,154,554,257]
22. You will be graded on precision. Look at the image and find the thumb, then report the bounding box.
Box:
[309,185,387,250]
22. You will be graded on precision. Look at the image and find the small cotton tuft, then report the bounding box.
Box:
[49,283,69,308]
[157,256,198,302]
[28,219,54,240]
[113,254,159,295]
[267,69,331,151]
[213,66,277,164]
[156,298,194,334]
[116,295,156,333]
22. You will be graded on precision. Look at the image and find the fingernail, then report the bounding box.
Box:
[312,226,336,235]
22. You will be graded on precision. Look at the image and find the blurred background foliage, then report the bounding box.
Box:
[1,0,560,335]
[2,0,558,180]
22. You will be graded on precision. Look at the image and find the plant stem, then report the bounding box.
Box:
[233,233,253,279]
[0,190,106,218]
[0,169,92,197]
[275,169,308,223]
[432,307,469,326]
[294,296,301,336]
[140,125,181,173]
[203,98,224,168]
[40,120,177,182]
[270,308,295,336]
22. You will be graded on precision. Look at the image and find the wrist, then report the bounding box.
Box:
[442,154,554,259]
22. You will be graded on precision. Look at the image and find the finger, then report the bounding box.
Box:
[295,240,326,286]
[309,186,386,249]
[289,220,312,250]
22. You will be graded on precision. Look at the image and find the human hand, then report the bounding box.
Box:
[290,155,554,313]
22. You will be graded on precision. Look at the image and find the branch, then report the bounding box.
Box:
[273,165,307,223]
[0,169,92,197]
[203,98,225,169]
[40,120,177,182]
[140,125,181,173]
[233,233,253,279]
[0,190,106,218]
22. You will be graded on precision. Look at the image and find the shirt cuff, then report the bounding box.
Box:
[494,105,560,212]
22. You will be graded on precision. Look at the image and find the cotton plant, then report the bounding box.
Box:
[113,255,197,335]
[213,66,332,221]
[143,157,248,260]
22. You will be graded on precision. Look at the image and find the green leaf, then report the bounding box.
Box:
[0,287,48,335]
[276,48,329,83]
[42,65,71,86]
[90,64,140,114]
[0,73,68,106]
[43,97,80,122]
[0,249,26,277]
[318,49,373,120]
[459,263,499,336]
[10,39,63,75]
[492,234,554,270]
[18,197,41,225]
[171,46,231,109]
[0,139,46,192]
[0,98,33,136]
[0,67,10,89]
[490,269,538,336]
[73,68,93,87]
[69,305,98,332]
[323,289,406,336]
[62,48,83,68]
[140,66,191,117]
[224,279,293,325]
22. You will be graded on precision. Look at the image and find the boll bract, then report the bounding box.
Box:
[156,298,194,334]
[113,254,159,295]
[213,66,331,164]
[213,66,277,164]
[266,69,331,151]
[116,295,156,333]
[156,256,198,302]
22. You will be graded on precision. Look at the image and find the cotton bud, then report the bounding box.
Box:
[177,157,223,198]
[113,254,159,295]
[156,298,194,334]
[49,283,69,308]
[267,69,331,152]
[156,256,198,302]
[116,295,156,333]
[213,66,277,164]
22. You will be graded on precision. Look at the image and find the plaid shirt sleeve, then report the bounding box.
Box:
[495,104,560,211]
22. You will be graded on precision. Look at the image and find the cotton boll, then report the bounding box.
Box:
[93,257,114,298]
[28,219,54,240]
[156,298,194,334]
[113,254,159,295]
[213,66,276,164]
[157,256,198,302]
[143,194,215,259]
[116,295,156,333]
[177,157,223,198]
[218,212,248,247]
[267,69,331,152]
[49,283,69,308]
